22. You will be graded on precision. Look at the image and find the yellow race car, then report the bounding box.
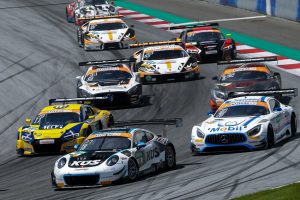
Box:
[16,97,114,156]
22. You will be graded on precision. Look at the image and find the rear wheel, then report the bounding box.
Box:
[127,158,139,181]
[266,125,275,148]
[291,113,297,136]
[164,145,176,169]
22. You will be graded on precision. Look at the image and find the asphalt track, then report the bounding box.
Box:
[0,0,300,199]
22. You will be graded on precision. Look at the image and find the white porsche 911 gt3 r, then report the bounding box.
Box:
[191,90,297,153]
[77,59,142,105]
[51,119,181,189]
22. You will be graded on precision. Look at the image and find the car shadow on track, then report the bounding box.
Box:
[141,76,206,85]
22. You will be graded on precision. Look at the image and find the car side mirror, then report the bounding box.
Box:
[74,144,79,151]
[137,142,146,150]
[88,115,95,120]
[212,76,218,81]
[130,25,134,28]
[25,118,31,125]
[273,107,282,112]
[226,33,232,37]
[207,110,215,116]
[273,72,280,76]
[76,76,81,80]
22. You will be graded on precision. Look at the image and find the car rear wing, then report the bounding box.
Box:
[217,57,278,65]
[49,96,113,105]
[227,88,298,99]
[77,14,123,21]
[79,58,136,67]
[129,40,182,48]
[112,118,183,137]
[169,22,219,30]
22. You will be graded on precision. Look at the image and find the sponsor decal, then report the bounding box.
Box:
[43,125,64,129]
[210,126,243,132]
[54,105,69,109]
[232,67,257,72]
[70,160,101,167]
[146,148,160,161]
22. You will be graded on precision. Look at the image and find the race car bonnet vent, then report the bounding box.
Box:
[112,118,183,137]
[169,22,219,30]
[77,14,123,21]
[217,56,278,65]
[79,58,136,66]
[49,96,113,105]
[129,40,182,48]
[227,88,298,99]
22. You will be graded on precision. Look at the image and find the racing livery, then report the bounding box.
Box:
[130,41,200,83]
[191,89,297,153]
[210,57,282,110]
[66,0,118,25]
[77,59,142,105]
[16,98,114,156]
[51,119,181,188]
[77,16,136,50]
[170,23,236,62]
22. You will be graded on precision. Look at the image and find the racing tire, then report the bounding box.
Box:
[98,122,103,130]
[51,171,57,188]
[194,72,201,80]
[266,125,275,148]
[127,158,139,181]
[291,113,297,137]
[164,145,176,169]
[83,127,92,137]
[108,114,114,127]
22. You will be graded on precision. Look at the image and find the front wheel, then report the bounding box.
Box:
[291,114,297,136]
[164,145,176,169]
[127,158,139,181]
[266,125,275,148]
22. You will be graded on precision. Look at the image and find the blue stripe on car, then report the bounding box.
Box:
[243,116,260,126]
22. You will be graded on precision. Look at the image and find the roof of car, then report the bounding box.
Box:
[220,96,270,109]
[87,128,135,139]
[39,104,82,114]
[222,64,271,75]
[85,64,131,76]
[143,45,185,52]
[89,18,125,24]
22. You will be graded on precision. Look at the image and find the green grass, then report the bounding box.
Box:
[232,182,300,200]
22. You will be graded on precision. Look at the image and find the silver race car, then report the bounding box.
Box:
[77,59,142,105]
[51,119,181,189]
[210,57,282,111]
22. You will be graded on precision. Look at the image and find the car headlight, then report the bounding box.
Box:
[57,158,67,169]
[106,155,119,166]
[247,125,262,136]
[213,90,226,99]
[196,128,205,138]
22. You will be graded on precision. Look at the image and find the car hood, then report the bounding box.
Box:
[89,29,128,43]
[68,150,116,168]
[200,116,263,134]
[143,57,189,74]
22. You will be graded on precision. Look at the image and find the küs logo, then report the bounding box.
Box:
[70,160,101,167]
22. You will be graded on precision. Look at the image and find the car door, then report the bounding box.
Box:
[268,99,285,140]
[132,130,156,171]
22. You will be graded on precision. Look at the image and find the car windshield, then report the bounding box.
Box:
[220,71,268,82]
[143,50,188,60]
[186,31,224,42]
[33,112,80,129]
[214,105,269,118]
[79,136,131,151]
[85,0,106,5]
[89,23,127,31]
[85,70,132,82]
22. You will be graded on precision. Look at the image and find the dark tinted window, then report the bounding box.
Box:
[186,31,224,42]
[221,71,268,82]
[80,137,131,151]
[85,0,106,5]
[89,23,127,31]
[215,105,268,118]
[144,50,188,60]
[85,70,132,82]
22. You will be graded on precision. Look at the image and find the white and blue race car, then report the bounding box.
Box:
[191,89,297,153]
[51,119,181,189]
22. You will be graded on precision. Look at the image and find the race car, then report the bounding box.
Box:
[51,119,182,189]
[77,59,142,105]
[210,57,282,110]
[16,97,114,156]
[130,41,200,83]
[170,23,236,62]
[190,89,298,153]
[77,16,136,50]
[66,0,118,25]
